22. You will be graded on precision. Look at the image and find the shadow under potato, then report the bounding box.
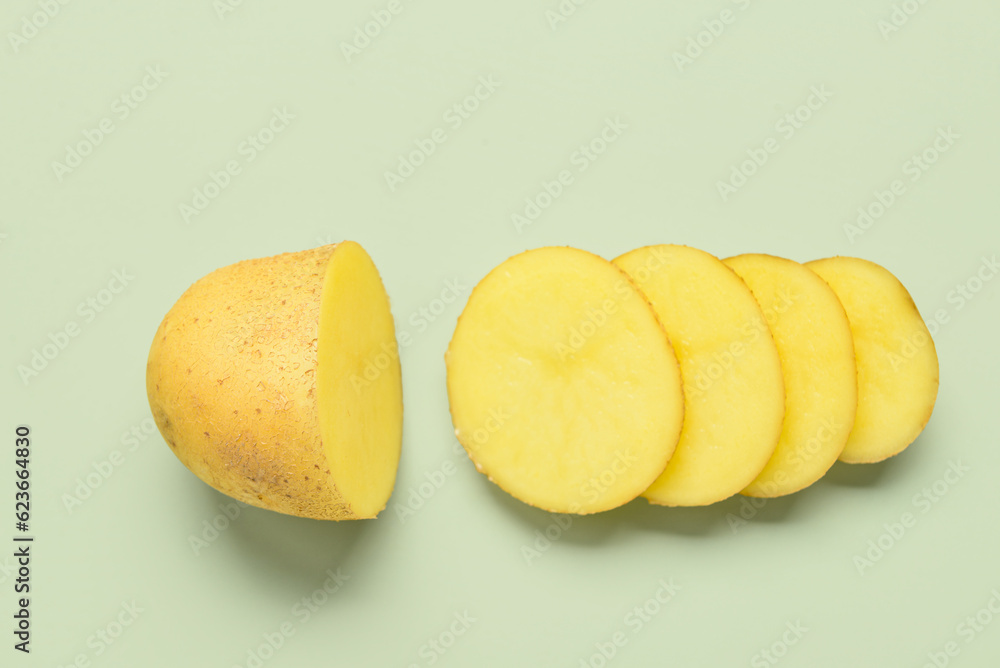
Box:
[819,412,940,488]
[820,459,893,487]
[622,487,806,535]
[481,475,631,544]
[480,471,804,542]
[193,482,368,591]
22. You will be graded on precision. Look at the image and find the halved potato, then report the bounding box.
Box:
[724,254,857,497]
[445,247,684,514]
[614,245,785,506]
[146,242,402,520]
[806,256,938,463]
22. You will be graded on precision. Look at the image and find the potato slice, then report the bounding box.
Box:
[614,245,785,506]
[445,247,684,514]
[146,242,402,520]
[724,254,858,497]
[805,256,938,463]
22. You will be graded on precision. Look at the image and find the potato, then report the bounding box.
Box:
[805,256,939,463]
[614,245,785,507]
[443,246,938,513]
[445,247,685,514]
[723,254,858,497]
[146,242,402,520]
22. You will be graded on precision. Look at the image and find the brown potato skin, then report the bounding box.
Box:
[146,245,362,520]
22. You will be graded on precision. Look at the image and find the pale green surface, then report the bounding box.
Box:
[1,1,999,666]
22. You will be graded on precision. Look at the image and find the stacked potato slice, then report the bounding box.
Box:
[445,246,939,514]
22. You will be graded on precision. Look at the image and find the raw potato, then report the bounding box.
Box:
[445,247,685,514]
[146,242,402,520]
[724,254,858,498]
[614,245,785,507]
[806,256,939,463]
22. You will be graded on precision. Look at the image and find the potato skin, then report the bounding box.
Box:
[146,244,360,520]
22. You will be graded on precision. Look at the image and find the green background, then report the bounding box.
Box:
[2,0,999,666]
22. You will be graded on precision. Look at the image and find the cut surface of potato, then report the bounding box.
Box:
[445,247,684,514]
[146,242,402,520]
[806,256,938,463]
[724,254,857,497]
[614,245,785,507]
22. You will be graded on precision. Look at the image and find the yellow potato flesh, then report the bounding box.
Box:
[724,254,857,497]
[445,247,684,514]
[806,256,938,463]
[318,242,403,519]
[614,245,785,507]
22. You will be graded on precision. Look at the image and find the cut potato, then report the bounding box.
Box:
[724,254,858,497]
[805,256,938,463]
[146,242,402,520]
[445,247,684,514]
[614,245,785,506]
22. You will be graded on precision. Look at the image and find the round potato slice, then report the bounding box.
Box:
[724,254,858,497]
[805,256,939,463]
[614,245,785,507]
[445,247,685,514]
